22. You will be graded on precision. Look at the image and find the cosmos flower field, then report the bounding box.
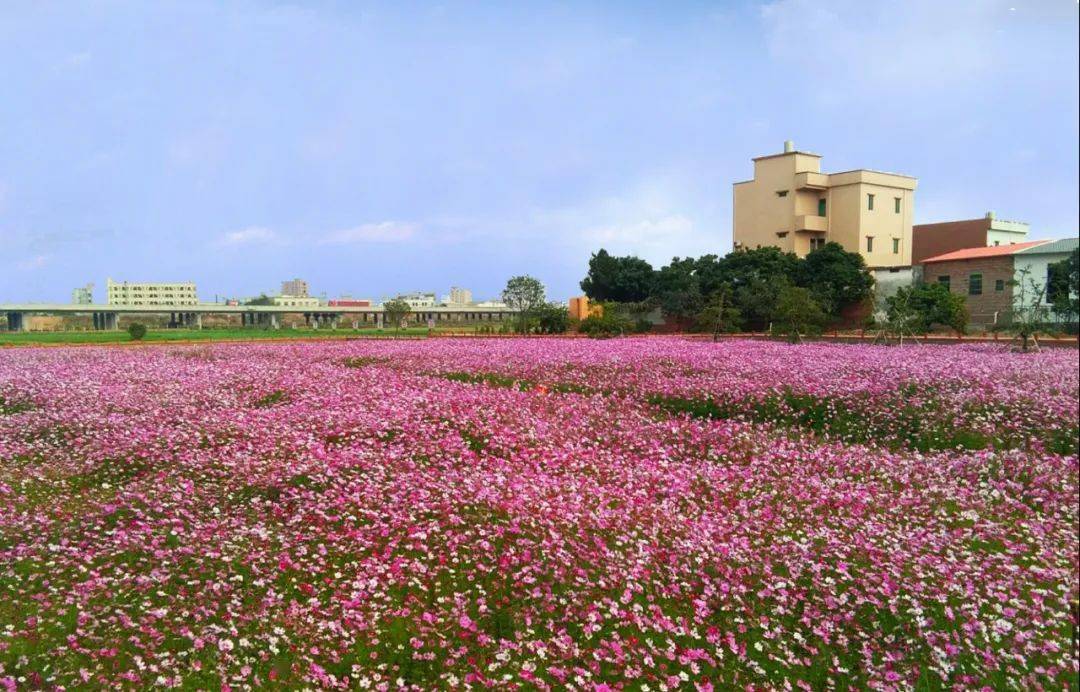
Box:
[0,338,1077,690]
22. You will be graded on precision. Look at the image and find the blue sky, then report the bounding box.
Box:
[1,0,1077,302]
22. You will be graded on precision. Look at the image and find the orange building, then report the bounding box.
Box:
[568,296,602,320]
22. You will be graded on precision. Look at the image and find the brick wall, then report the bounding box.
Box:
[922,256,1014,326]
[912,218,988,264]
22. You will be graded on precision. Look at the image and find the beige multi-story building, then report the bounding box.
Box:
[106,278,198,306]
[733,141,917,268]
[444,286,473,306]
[281,278,309,297]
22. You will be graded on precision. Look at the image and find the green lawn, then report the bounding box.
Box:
[0,326,476,345]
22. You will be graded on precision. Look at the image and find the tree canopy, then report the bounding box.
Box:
[579,244,873,332]
[502,275,546,315]
[580,250,655,303]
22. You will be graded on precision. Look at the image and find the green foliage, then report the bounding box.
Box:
[580,250,655,302]
[126,323,147,341]
[580,244,874,331]
[772,285,827,343]
[1049,248,1079,325]
[244,294,274,306]
[1010,266,1050,352]
[885,283,968,334]
[382,299,412,331]
[694,289,743,334]
[534,303,571,334]
[578,305,634,338]
[799,242,875,314]
[502,275,546,317]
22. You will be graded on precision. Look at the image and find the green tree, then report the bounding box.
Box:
[733,277,786,331]
[535,303,571,334]
[127,322,147,341]
[578,304,634,338]
[798,242,874,316]
[381,298,411,332]
[886,283,967,334]
[503,275,547,333]
[653,257,703,323]
[245,294,274,306]
[1048,248,1079,326]
[695,286,742,337]
[580,250,655,302]
[1010,266,1049,352]
[772,285,827,343]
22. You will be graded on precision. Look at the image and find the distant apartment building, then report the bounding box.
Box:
[71,284,94,304]
[270,295,321,308]
[912,212,1030,264]
[733,141,916,268]
[281,278,309,297]
[106,279,198,306]
[444,287,473,306]
[921,238,1078,326]
[396,292,437,309]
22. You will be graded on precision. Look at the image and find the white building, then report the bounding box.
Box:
[270,295,321,308]
[106,279,198,306]
[1013,238,1079,310]
[71,284,94,304]
[395,292,437,309]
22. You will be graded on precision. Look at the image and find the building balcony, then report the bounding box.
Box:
[794,214,828,232]
[794,172,829,190]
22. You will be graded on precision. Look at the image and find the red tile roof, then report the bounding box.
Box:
[921,240,1050,263]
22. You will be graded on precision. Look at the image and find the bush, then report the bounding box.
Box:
[127,323,147,341]
[633,318,653,334]
[579,312,633,339]
[535,303,571,334]
[886,283,968,334]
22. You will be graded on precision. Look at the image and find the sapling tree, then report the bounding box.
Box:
[381,299,411,333]
[1010,266,1049,353]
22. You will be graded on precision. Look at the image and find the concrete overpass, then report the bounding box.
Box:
[0,303,516,331]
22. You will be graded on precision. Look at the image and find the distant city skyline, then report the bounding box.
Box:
[1,0,1077,303]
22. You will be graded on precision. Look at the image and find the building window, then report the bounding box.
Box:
[866,236,874,252]
[810,237,826,251]
[995,279,1005,292]
[894,197,901,213]
[867,194,875,210]
[892,238,900,254]
[969,273,983,295]
[937,275,950,289]
[817,198,827,216]
[776,231,788,238]
[776,190,788,197]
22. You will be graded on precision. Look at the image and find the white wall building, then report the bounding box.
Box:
[395,292,437,309]
[1013,238,1079,309]
[270,295,321,308]
[71,284,94,304]
[106,279,198,306]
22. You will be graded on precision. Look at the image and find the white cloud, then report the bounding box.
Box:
[760,0,1000,102]
[17,255,49,271]
[217,226,280,247]
[321,221,418,244]
[528,174,725,266]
